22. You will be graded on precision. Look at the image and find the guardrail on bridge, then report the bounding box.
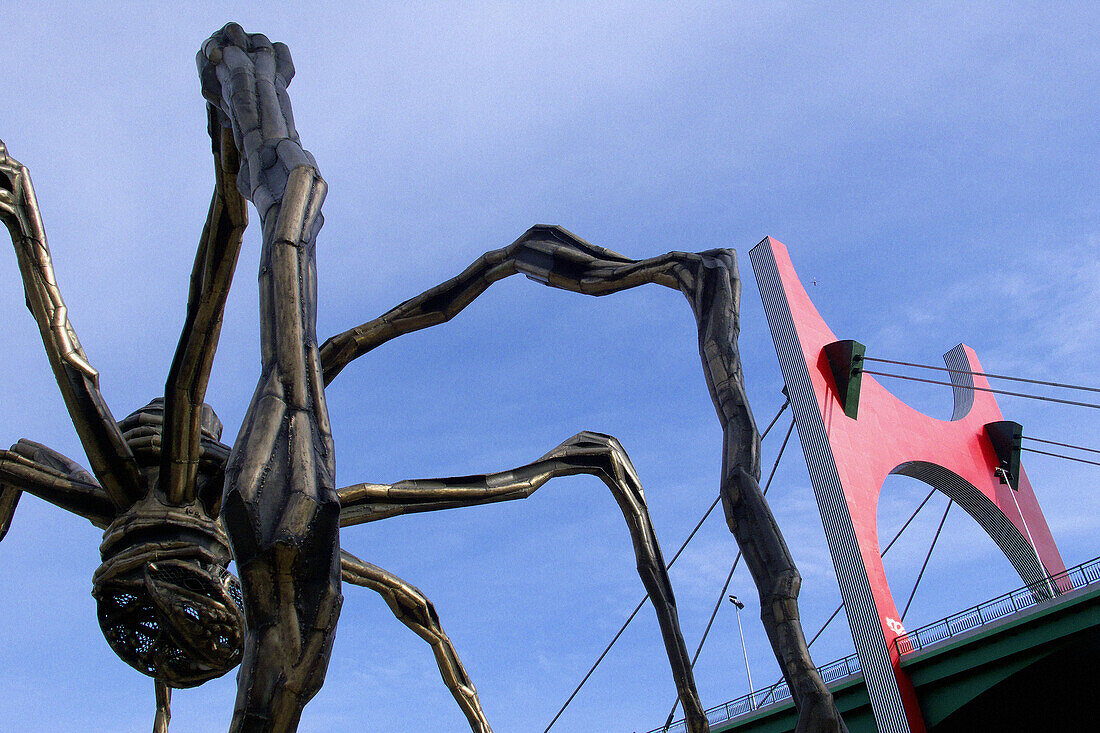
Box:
[894,555,1100,655]
[647,554,1100,733]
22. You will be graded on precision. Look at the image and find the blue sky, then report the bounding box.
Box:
[1,3,1098,732]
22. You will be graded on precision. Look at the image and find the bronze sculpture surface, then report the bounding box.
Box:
[0,24,844,733]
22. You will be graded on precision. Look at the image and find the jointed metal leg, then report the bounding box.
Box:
[199,25,341,733]
[341,551,491,733]
[322,226,844,732]
[0,440,115,539]
[0,141,143,508]
[339,431,706,731]
[154,679,172,733]
[160,105,248,507]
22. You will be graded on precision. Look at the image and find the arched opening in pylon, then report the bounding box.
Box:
[876,467,1052,635]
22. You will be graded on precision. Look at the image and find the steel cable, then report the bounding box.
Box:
[754,486,938,708]
[1020,447,1100,468]
[1021,435,1100,455]
[860,356,1100,395]
[543,397,790,732]
[858,369,1100,410]
[660,417,797,730]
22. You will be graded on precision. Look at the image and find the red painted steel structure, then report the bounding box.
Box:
[749,237,1066,733]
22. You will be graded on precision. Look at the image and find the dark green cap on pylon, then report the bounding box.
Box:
[985,420,1023,491]
[824,340,865,419]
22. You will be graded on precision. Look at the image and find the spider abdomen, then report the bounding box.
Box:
[92,496,244,688]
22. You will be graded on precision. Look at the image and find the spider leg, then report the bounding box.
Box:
[0,439,115,539]
[322,227,843,732]
[0,482,16,541]
[154,679,172,733]
[340,550,491,733]
[318,225,679,385]
[159,105,248,506]
[199,25,340,733]
[0,140,143,509]
[339,431,707,732]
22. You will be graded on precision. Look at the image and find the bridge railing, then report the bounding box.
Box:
[645,653,862,733]
[645,555,1100,733]
[894,555,1100,656]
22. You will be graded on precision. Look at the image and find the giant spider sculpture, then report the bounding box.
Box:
[0,24,846,733]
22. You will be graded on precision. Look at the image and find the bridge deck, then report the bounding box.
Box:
[649,556,1100,733]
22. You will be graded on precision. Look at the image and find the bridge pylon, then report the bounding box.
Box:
[749,237,1067,733]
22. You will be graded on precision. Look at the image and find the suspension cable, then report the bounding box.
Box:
[1022,435,1100,455]
[803,486,940,650]
[542,499,718,733]
[1021,447,1100,468]
[804,605,845,651]
[755,486,938,707]
[861,356,1100,395]
[857,369,1100,410]
[761,395,791,440]
[661,562,739,732]
[901,498,953,622]
[543,397,789,732]
[881,487,939,558]
[660,418,797,730]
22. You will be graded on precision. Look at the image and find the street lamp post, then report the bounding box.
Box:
[728,595,755,710]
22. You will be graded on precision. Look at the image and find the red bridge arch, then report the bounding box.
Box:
[749,237,1066,733]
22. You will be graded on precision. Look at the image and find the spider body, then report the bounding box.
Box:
[93,399,244,689]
